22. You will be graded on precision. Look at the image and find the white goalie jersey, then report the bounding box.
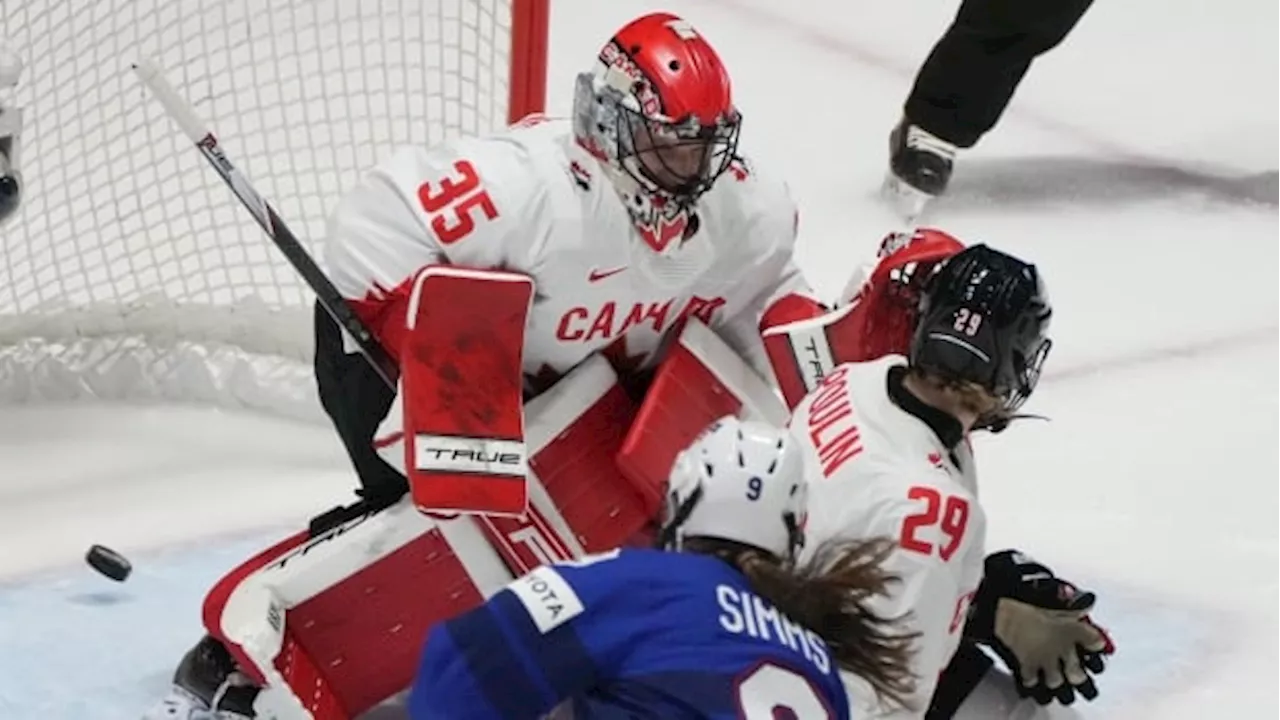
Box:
[322,116,810,392]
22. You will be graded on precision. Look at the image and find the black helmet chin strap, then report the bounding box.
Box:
[784,512,804,558]
[655,484,703,550]
[975,411,1051,434]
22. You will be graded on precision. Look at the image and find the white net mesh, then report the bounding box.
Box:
[0,0,538,419]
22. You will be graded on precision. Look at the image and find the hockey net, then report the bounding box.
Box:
[0,0,548,421]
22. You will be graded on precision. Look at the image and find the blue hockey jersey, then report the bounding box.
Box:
[408,548,850,719]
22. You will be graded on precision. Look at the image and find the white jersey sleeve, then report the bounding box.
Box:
[704,161,813,380]
[325,136,553,302]
[322,132,563,358]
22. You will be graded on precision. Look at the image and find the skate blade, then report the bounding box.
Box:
[880,172,934,227]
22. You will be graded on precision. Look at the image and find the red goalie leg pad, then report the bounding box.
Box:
[201,532,306,690]
[402,266,535,516]
[201,502,513,718]
[473,355,650,572]
[617,320,789,515]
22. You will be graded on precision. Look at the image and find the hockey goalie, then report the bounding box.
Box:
[144,11,811,719]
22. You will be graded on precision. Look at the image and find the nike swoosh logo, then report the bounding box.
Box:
[588,266,627,282]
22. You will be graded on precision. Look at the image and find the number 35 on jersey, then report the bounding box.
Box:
[417,159,500,245]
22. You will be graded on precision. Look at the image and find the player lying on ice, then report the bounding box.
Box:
[765,233,1117,718]
[144,10,823,720]
[409,416,917,719]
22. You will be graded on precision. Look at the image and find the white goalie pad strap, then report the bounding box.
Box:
[218,578,287,670]
[217,581,317,720]
[677,319,788,425]
[524,353,619,452]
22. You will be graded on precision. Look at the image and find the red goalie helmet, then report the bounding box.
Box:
[574,12,742,253]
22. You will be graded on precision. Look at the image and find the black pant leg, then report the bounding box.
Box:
[904,0,1094,148]
[926,640,995,718]
[313,300,407,504]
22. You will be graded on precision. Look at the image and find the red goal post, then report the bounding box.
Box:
[0,0,550,419]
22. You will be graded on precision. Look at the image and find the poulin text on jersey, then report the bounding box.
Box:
[805,365,864,477]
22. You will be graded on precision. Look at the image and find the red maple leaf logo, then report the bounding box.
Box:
[602,335,650,378]
[524,363,565,398]
[637,211,689,254]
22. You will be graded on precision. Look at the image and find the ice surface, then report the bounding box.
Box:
[0,0,1275,717]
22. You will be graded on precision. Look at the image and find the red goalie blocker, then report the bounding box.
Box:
[762,229,965,409]
[200,356,652,719]
[398,266,536,516]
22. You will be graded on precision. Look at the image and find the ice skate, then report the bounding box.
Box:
[142,636,260,720]
[882,117,957,222]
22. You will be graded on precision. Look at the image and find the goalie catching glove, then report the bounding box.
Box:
[965,549,1115,706]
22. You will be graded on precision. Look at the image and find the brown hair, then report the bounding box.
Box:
[908,366,1001,418]
[689,536,919,709]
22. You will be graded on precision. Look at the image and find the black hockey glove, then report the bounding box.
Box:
[965,550,1115,706]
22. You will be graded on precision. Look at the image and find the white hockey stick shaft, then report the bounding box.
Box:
[131,58,398,390]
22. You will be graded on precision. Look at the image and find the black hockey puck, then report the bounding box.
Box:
[86,544,131,582]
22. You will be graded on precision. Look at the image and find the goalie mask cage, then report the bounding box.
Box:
[0,0,549,420]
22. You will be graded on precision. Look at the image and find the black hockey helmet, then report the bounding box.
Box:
[909,244,1052,429]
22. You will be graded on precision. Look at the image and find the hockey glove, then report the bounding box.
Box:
[965,550,1115,706]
